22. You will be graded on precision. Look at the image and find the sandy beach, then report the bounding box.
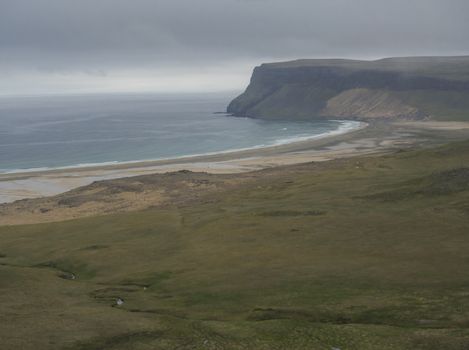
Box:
[2,120,469,204]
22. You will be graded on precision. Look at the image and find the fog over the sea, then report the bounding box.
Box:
[1,0,468,95]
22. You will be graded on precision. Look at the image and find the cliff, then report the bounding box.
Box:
[228,56,469,121]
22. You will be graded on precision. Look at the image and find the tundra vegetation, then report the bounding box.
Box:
[2,138,469,349]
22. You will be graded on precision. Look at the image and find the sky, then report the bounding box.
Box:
[1,0,468,95]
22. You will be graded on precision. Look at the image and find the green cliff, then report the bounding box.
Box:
[228,56,469,121]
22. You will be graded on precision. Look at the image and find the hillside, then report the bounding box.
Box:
[2,138,469,348]
[228,56,469,121]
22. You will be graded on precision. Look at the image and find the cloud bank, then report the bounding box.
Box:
[1,0,468,94]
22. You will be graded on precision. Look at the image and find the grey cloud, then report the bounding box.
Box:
[0,0,468,93]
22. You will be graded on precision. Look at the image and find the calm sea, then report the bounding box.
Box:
[0,93,359,173]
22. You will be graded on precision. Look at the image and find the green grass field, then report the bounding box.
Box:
[2,141,469,349]
[396,90,469,121]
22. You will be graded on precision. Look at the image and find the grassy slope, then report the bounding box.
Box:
[395,90,469,121]
[246,85,338,120]
[2,141,469,349]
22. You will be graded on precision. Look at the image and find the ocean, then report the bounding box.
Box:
[0,93,360,173]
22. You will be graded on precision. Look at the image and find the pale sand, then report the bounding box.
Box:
[395,121,469,130]
[2,120,469,204]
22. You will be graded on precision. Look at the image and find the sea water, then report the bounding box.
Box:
[0,93,360,173]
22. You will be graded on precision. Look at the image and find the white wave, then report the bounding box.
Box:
[0,120,365,175]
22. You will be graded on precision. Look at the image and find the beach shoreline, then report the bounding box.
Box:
[2,120,469,204]
[0,120,366,203]
[0,119,364,177]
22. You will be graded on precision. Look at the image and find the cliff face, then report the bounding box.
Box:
[227,57,469,121]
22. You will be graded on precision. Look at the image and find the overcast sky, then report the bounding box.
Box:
[1,0,468,95]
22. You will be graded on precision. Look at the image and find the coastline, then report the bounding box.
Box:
[2,119,469,204]
[0,119,363,176]
[0,120,366,203]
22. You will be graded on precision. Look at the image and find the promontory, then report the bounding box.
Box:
[228,56,469,121]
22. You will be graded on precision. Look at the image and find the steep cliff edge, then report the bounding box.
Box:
[228,56,469,121]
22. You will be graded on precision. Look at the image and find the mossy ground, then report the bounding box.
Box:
[2,141,469,349]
